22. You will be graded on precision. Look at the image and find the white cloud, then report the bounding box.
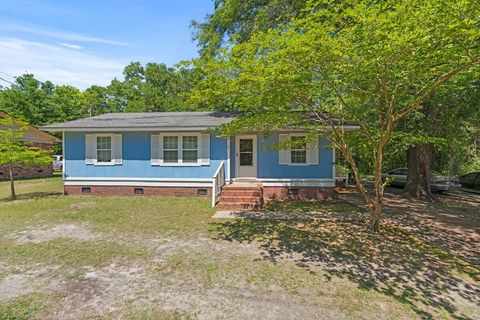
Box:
[0,37,127,89]
[2,23,130,46]
[59,43,82,50]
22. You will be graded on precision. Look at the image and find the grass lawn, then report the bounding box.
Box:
[0,176,478,319]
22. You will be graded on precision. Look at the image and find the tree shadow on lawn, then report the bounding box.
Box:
[1,192,63,202]
[212,209,480,319]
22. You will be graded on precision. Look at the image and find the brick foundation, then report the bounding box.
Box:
[262,186,336,202]
[0,164,53,180]
[0,142,54,180]
[64,185,212,197]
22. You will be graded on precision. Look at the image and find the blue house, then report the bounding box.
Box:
[42,112,354,209]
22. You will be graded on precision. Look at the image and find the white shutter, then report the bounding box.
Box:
[159,134,164,164]
[85,134,96,164]
[199,133,210,165]
[307,137,319,165]
[151,134,161,165]
[279,134,290,165]
[112,134,123,165]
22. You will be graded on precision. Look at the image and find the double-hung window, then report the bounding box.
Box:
[182,136,198,163]
[290,136,307,164]
[154,134,202,165]
[278,133,319,166]
[85,133,122,166]
[96,136,112,163]
[163,136,179,163]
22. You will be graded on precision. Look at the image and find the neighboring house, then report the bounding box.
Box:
[0,110,59,180]
[41,112,357,209]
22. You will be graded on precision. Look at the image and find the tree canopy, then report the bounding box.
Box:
[0,62,198,125]
[188,0,480,230]
[0,115,52,199]
[192,0,309,57]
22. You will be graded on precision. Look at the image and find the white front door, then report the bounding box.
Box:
[235,135,257,179]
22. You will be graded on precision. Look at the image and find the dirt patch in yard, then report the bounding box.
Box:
[5,222,100,244]
[51,261,146,319]
[1,186,477,319]
[0,229,410,320]
[0,264,60,301]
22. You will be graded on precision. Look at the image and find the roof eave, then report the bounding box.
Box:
[40,126,219,132]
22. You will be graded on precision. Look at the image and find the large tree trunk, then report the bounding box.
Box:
[404,143,433,200]
[8,164,16,200]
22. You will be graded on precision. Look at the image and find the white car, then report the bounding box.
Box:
[52,155,63,170]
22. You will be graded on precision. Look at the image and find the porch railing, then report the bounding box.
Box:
[212,161,225,207]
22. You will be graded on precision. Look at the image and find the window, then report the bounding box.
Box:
[182,136,198,163]
[239,138,253,166]
[163,136,179,163]
[81,187,91,193]
[290,136,307,164]
[86,134,122,166]
[160,134,200,165]
[96,136,112,163]
[279,133,318,166]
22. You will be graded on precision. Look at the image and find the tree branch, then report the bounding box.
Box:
[394,56,480,122]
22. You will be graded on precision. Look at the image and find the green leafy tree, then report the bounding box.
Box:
[0,115,52,200]
[0,74,86,125]
[189,0,480,231]
[192,0,309,57]
[85,62,198,114]
[193,0,480,200]
[83,85,109,116]
[403,66,480,198]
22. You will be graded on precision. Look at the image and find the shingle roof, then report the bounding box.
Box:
[40,112,238,131]
[0,110,60,143]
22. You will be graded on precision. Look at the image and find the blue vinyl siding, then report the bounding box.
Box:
[64,132,227,179]
[257,133,333,179]
[229,133,333,179]
[64,131,333,180]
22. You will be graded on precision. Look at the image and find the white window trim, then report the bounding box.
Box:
[94,134,115,166]
[289,133,309,166]
[86,133,122,166]
[279,133,319,166]
[158,133,202,167]
[163,135,180,164]
[182,135,200,164]
[95,135,113,165]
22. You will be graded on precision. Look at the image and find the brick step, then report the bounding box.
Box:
[222,186,261,190]
[220,190,262,197]
[218,196,262,203]
[216,202,261,211]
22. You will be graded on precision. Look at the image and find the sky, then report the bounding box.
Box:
[0,0,213,89]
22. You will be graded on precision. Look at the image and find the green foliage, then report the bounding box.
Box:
[192,0,309,57]
[88,62,198,115]
[0,74,86,126]
[0,116,52,168]
[189,0,480,228]
[0,62,199,125]
[0,115,52,199]
[190,0,480,169]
